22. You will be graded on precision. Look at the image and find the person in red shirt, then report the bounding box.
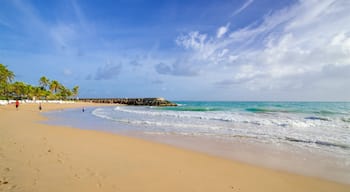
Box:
[15,100,19,110]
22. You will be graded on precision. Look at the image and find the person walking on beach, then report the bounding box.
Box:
[39,103,42,112]
[15,100,19,110]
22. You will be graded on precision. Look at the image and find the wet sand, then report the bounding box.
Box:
[0,103,349,191]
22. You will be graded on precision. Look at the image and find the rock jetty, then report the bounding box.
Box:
[79,97,177,106]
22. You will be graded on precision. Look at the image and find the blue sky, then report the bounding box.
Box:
[1,0,350,101]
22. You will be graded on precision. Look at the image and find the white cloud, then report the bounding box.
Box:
[174,0,350,99]
[176,31,207,50]
[233,0,254,16]
[216,23,230,38]
[63,68,73,76]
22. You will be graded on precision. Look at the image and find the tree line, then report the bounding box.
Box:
[0,64,79,100]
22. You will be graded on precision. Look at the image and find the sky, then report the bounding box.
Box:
[1,0,350,101]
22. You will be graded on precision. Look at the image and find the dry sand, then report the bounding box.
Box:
[0,102,349,192]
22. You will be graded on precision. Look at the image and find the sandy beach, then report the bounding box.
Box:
[0,103,349,192]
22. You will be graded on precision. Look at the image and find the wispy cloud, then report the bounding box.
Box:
[7,0,95,54]
[173,0,350,95]
[71,0,93,34]
[232,0,254,16]
[50,24,77,49]
[11,0,47,31]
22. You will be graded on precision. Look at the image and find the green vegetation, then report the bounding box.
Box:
[0,63,79,100]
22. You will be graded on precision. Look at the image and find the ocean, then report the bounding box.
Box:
[45,101,350,183]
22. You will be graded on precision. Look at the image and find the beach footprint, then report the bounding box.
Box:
[8,184,17,190]
[97,181,102,189]
[42,137,48,143]
[56,152,67,164]
[73,173,81,179]
[229,185,241,191]
[84,168,104,189]
[0,177,9,188]
[3,167,11,172]
[0,169,18,191]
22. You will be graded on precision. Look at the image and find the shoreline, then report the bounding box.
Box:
[133,131,350,184]
[45,105,350,184]
[1,103,349,191]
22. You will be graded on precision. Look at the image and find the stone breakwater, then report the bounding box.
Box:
[79,98,177,106]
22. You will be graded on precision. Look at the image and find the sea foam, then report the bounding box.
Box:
[90,102,350,157]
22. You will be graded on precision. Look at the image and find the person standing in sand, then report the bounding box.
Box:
[15,100,19,110]
[39,103,42,112]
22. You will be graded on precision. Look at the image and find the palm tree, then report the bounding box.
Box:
[0,64,15,83]
[0,64,15,98]
[10,81,27,98]
[1,64,80,101]
[31,86,42,100]
[39,76,50,91]
[72,86,79,99]
[58,86,72,100]
[49,80,60,94]
[24,84,34,99]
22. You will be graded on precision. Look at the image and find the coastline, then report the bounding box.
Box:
[1,103,349,191]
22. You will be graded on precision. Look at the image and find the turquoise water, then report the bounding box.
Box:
[166,101,350,115]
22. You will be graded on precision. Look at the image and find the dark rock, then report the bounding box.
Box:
[79,97,177,106]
